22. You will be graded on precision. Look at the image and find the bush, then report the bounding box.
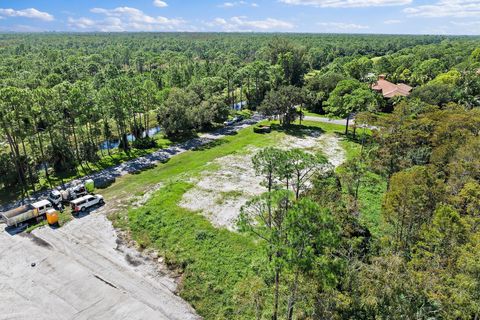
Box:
[132,137,157,150]
[253,125,271,134]
[235,109,253,119]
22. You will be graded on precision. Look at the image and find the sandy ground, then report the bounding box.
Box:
[181,148,265,230]
[180,131,345,230]
[0,205,200,320]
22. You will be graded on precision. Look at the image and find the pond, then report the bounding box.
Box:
[99,126,162,150]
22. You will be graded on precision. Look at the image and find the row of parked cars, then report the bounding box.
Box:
[1,181,105,228]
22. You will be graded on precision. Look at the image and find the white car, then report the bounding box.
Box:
[70,194,104,214]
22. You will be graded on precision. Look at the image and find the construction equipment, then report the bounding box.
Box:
[1,200,54,227]
[48,183,88,206]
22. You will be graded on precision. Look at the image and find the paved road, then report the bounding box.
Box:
[303,115,378,130]
[0,115,264,212]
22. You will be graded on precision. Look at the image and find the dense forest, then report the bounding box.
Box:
[1,33,480,319]
[0,33,470,198]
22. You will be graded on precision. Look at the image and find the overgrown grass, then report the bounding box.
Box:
[357,172,387,236]
[128,182,261,319]
[339,134,388,237]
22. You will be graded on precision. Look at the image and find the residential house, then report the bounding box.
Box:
[372,75,412,98]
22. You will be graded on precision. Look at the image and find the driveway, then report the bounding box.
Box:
[303,115,350,126]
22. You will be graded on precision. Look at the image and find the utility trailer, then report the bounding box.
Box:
[1,200,54,227]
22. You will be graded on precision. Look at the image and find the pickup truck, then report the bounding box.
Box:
[70,195,104,214]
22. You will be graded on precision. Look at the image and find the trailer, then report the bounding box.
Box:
[1,200,54,227]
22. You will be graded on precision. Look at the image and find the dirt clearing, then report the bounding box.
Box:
[0,206,199,320]
[180,131,346,230]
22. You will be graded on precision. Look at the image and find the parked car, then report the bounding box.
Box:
[70,194,104,214]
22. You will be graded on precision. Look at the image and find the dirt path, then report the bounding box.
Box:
[0,205,200,320]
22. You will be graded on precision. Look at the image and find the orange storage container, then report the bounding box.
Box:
[46,209,59,225]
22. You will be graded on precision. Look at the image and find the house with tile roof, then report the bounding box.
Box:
[371,75,412,98]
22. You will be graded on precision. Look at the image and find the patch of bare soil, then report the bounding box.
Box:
[181,148,265,230]
[180,131,346,230]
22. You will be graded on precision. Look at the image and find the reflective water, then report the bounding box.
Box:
[99,126,162,150]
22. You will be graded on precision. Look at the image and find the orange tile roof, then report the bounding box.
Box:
[372,77,412,98]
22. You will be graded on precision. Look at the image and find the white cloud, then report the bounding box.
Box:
[451,20,480,26]
[67,17,96,29]
[0,8,54,21]
[317,22,369,32]
[206,16,294,31]
[404,0,480,18]
[219,1,259,7]
[153,0,168,8]
[384,19,402,24]
[279,0,411,8]
[75,6,186,31]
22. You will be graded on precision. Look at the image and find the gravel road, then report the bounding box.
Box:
[0,115,263,212]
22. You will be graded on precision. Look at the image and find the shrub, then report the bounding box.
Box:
[132,137,157,150]
[253,125,271,134]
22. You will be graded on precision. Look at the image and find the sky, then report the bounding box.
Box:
[0,0,478,35]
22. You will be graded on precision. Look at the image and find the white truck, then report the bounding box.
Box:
[48,182,90,206]
[70,194,104,214]
[1,200,54,227]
